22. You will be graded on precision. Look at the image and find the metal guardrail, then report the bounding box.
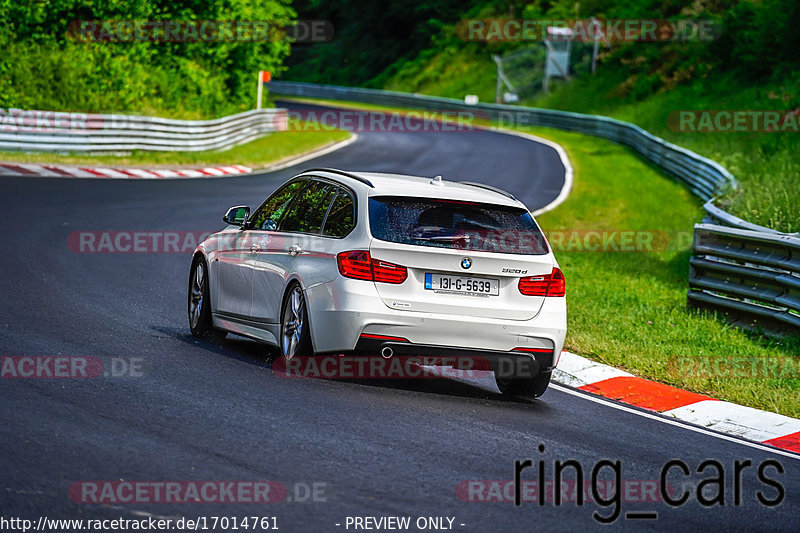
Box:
[269,80,799,332]
[269,80,734,200]
[690,224,800,329]
[0,108,287,152]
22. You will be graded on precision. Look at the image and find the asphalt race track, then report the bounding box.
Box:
[1,103,797,531]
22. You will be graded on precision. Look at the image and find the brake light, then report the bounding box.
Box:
[431,199,478,205]
[546,268,566,296]
[518,267,565,297]
[372,259,407,283]
[337,251,408,284]
[337,250,372,280]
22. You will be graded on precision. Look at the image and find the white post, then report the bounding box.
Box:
[256,71,263,110]
[591,18,600,75]
[493,55,502,104]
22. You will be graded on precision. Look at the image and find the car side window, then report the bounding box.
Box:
[322,188,356,238]
[249,180,306,231]
[280,180,337,234]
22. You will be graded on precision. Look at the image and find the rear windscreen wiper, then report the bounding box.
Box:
[411,234,471,243]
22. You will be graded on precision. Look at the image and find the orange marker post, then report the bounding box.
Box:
[256,71,271,109]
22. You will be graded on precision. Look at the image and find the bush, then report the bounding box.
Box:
[0,0,295,117]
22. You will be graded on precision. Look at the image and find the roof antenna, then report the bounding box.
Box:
[430,175,444,186]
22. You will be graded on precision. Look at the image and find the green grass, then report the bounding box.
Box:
[378,45,800,232]
[277,96,800,417]
[0,123,350,169]
[376,45,497,104]
[525,73,800,233]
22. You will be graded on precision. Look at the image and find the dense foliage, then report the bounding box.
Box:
[0,0,295,116]
[288,0,800,93]
[285,0,484,86]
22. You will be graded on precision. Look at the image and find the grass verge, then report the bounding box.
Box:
[524,73,800,233]
[0,121,350,169]
[379,49,800,232]
[280,95,800,417]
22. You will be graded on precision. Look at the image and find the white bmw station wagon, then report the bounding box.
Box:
[189,168,566,397]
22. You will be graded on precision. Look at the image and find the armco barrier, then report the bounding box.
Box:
[268,80,734,200]
[0,108,287,152]
[269,80,799,332]
[690,224,800,329]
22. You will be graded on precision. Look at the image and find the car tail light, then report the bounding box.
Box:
[372,259,407,284]
[337,251,407,284]
[545,267,566,297]
[518,267,565,297]
[337,250,373,280]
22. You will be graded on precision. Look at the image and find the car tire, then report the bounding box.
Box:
[188,256,226,341]
[495,371,551,398]
[280,283,313,360]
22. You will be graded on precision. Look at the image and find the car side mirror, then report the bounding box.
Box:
[223,205,250,226]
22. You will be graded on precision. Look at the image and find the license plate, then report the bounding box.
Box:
[424,273,499,296]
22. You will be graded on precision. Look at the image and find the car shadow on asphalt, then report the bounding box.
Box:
[152,326,276,368]
[155,326,549,409]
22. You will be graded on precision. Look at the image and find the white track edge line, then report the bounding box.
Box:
[488,127,574,217]
[272,97,571,214]
[550,383,800,461]
[251,133,359,174]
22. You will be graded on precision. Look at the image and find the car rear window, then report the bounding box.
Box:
[368,197,549,255]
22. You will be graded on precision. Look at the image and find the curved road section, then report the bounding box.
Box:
[280,101,568,210]
[0,103,797,531]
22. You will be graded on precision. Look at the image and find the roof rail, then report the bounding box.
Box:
[458,181,517,202]
[303,168,374,188]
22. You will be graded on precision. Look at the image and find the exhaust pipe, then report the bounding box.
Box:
[381,346,394,359]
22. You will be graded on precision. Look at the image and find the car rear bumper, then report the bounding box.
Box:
[304,278,566,371]
[352,336,554,376]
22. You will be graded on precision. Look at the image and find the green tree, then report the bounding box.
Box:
[0,0,296,116]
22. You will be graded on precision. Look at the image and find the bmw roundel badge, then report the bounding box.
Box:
[461,257,472,270]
